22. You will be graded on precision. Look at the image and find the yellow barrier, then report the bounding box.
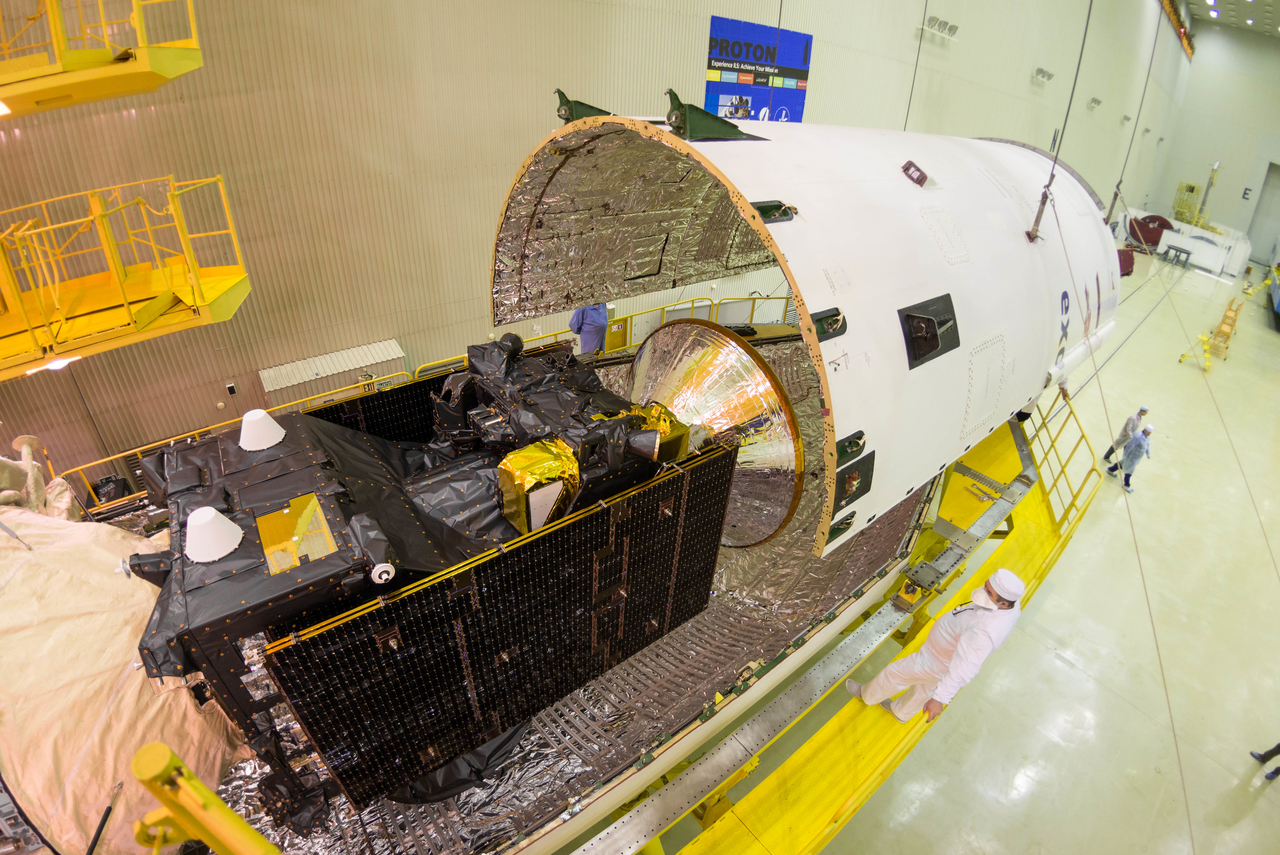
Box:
[132,742,279,855]
[59,370,411,511]
[0,174,248,380]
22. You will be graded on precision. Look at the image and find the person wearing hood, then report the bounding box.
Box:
[1107,423,1154,493]
[1103,405,1149,463]
[569,302,609,354]
[846,568,1026,724]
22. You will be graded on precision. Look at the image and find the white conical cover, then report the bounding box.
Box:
[185,506,244,562]
[239,409,286,451]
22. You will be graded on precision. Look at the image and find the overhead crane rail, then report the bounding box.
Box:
[0,0,201,119]
[0,174,251,382]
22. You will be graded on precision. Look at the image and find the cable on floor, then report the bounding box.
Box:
[1049,195,1199,853]
[1160,265,1280,586]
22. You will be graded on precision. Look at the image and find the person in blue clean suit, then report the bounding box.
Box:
[570,302,609,354]
[1106,423,1153,493]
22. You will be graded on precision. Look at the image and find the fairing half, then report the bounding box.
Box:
[491,118,1117,556]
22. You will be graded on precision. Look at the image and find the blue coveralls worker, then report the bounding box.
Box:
[1106,424,1153,493]
[569,303,608,354]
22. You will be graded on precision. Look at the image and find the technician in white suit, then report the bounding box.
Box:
[846,569,1025,723]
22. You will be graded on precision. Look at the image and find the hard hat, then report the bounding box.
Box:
[988,568,1026,602]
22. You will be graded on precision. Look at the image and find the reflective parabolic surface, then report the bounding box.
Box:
[631,319,803,547]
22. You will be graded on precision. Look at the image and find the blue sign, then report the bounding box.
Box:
[704,15,812,123]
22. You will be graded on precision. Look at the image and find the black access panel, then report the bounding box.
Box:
[265,446,737,808]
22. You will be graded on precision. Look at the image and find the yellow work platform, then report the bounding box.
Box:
[0,175,250,380]
[0,0,201,121]
[575,393,1101,855]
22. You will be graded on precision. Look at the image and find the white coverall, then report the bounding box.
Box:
[862,599,1021,720]
[1110,412,1144,455]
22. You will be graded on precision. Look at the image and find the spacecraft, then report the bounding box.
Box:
[132,105,1117,838]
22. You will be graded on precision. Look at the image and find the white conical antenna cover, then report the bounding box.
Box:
[185,506,244,562]
[239,409,286,451]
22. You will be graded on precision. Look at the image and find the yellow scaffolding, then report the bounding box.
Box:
[0,0,201,120]
[0,174,250,381]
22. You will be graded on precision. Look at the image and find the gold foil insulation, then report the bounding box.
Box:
[630,402,689,462]
[498,438,580,535]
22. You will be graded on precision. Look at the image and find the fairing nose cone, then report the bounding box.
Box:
[631,319,802,547]
[184,506,244,562]
[238,409,286,451]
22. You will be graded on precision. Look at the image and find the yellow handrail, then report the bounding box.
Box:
[1024,391,1102,534]
[63,292,805,509]
[60,371,412,509]
[133,742,280,855]
[711,295,794,326]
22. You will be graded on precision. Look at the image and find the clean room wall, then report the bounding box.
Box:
[0,0,1191,472]
[1151,20,1280,234]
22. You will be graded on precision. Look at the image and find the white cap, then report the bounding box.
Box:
[988,568,1026,602]
[184,506,244,562]
[1143,424,1154,432]
[238,409,286,451]
[1139,405,1150,412]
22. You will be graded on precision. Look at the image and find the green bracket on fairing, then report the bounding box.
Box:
[664,89,750,141]
[554,89,613,123]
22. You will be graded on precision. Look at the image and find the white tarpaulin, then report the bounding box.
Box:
[0,508,249,855]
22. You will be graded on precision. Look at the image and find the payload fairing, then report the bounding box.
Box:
[494,117,1118,556]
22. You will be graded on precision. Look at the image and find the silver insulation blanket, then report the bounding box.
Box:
[492,125,776,324]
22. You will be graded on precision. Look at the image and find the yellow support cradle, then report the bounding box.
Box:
[0,175,251,381]
[0,0,201,120]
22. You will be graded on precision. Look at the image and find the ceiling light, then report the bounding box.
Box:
[25,355,83,375]
[0,100,9,117]
[1206,0,1214,5]
[1248,18,1254,23]
[1211,9,1218,16]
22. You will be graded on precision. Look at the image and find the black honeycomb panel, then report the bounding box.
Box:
[305,374,449,444]
[266,447,738,808]
[667,452,736,630]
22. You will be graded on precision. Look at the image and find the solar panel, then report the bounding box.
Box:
[265,447,736,807]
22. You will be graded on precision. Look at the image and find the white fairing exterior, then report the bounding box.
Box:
[687,125,1118,554]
